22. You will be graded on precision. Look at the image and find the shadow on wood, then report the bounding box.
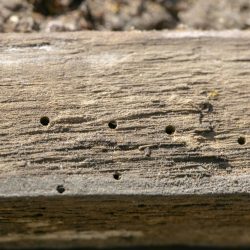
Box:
[1,194,250,249]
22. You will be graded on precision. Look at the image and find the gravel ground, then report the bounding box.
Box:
[1,0,250,32]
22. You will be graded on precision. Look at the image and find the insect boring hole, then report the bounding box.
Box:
[165,125,176,135]
[40,116,50,126]
[113,172,121,180]
[108,120,117,129]
[56,185,65,194]
[238,136,246,145]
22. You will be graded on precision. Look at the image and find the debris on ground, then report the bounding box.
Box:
[1,0,250,32]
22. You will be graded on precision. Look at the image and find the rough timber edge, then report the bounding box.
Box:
[0,174,250,197]
[2,29,250,41]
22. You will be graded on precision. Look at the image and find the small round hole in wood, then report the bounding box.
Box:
[108,120,117,129]
[40,116,50,126]
[238,136,246,145]
[56,185,65,194]
[113,172,121,180]
[165,125,175,135]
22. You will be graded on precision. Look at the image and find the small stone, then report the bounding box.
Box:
[9,15,19,23]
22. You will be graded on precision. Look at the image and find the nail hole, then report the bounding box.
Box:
[165,125,176,135]
[238,136,246,145]
[40,116,50,126]
[56,185,65,194]
[108,120,117,129]
[113,172,121,180]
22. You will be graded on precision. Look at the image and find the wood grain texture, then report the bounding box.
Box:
[1,195,250,249]
[0,30,250,249]
[0,30,249,196]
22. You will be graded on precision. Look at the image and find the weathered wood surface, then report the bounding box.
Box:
[0,30,250,248]
[0,30,249,196]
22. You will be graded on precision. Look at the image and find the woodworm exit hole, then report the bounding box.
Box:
[40,116,50,126]
[108,120,117,129]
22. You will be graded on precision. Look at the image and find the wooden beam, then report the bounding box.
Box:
[0,31,249,248]
[1,195,250,249]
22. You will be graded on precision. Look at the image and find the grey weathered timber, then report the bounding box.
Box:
[0,30,249,196]
[0,30,249,248]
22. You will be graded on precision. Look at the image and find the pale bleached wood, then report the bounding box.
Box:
[0,31,249,196]
[0,30,250,249]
